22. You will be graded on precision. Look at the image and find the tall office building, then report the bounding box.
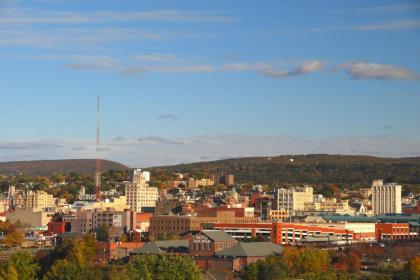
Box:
[273,186,313,213]
[371,179,402,215]
[125,169,158,213]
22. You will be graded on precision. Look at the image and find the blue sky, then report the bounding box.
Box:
[0,0,420,167]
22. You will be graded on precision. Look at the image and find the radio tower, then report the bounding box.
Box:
[95,96,101,201]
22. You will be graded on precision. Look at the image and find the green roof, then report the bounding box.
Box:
[216,242,282,258]
[131,242,163,254]
[202,230,236,242]
[322,214,420,224]
[130,240,189,255]
[376,213,420,223]
[322,215,378,223]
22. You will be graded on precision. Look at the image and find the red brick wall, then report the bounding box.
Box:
[375,223,410,240]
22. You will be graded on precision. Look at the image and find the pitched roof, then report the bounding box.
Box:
[154,240,189,248]
[216,242,282,258]
[131,242,163,254]
[130,240,189,255]
[202,230,236,242]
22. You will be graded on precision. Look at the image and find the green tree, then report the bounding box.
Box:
[295,248,330,274]
[8,251,39,280]
[0,251,39,280]
[0,263,18,280]
[123,255,202,280]
[51,174,66,184]
[93,224,109,242]
[43,259,96,280]
[41,235,97,279]
[66,235,96,266]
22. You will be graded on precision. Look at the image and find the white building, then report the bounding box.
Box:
[344,223,376,241]
[125,169,158,213]
[371,180,402,215]
[273,186,313,213]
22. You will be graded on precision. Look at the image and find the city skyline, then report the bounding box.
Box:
[1,0,420,167]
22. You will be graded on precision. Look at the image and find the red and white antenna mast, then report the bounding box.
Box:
[95,96,101,201]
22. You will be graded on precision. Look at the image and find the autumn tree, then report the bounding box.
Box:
[404,256,420,280]
[295,248,330,274]
[0,251,39,280]
[42,235,97,280]
[4,231,24,247]
[121,255,202,280]
[244,255,288,280]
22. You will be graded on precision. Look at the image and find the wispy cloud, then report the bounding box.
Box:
[0,28,164,48]
[310,20,420,32]
[157,114,179,120]
[0,8,236,25]
[113,136,126,142]
[337,61,419,80]
[0,141,63,150]
[349,20,420,31]
[221,62,271,72]
[132,54,178,62]
[357,4,420,14]
[137,136,187,145]
[261,60,324,78]
[0,135,419,167]
[7,51,419,82]
[123,64,215,75]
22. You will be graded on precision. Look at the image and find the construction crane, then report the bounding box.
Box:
[95,96,101,201]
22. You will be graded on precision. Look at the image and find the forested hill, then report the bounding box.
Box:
[149,155,420,186]
[0,159,129,176]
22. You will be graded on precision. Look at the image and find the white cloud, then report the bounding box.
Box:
[261,60,324,78]
[132,54,178,62]
[357,4,419,14]
[123,64,215,75]
[337,61,419,80]
[1,135,419,167]
[350,20,420,31]
[310,20,420,32]
[137,136,188,145]
[157,114,179,120]
[0,28,164,48]
[0,8,235,25]
[221,62,271,72]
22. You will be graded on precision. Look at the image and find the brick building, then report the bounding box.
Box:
[375,223,414,240]
[47,213,72,235]
[149,210,258,239]
[189,230,237,257]
[96,242,144,262]
[199,242,282,272]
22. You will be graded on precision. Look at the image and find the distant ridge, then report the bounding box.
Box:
[149,154,420,186]
[0,159,129,176]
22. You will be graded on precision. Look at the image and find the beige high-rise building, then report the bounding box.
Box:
[125,169,158,213]
[24,191,55,210]
[273,186,313,212]
[371,180,402,215]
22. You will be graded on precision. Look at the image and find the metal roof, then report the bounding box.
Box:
[130,240,189,255]
[201,230,236,242]
[216,242,282,258]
